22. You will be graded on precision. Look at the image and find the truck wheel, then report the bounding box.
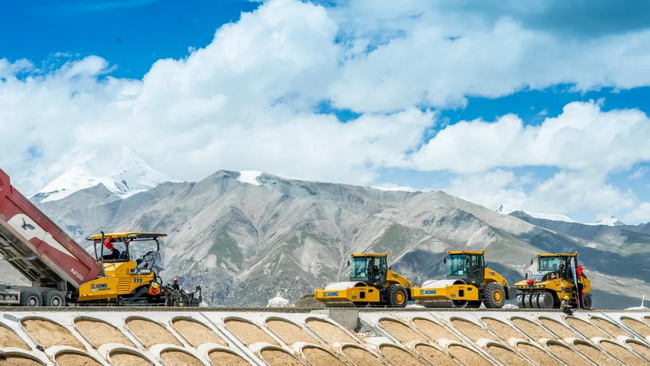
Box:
[43,290,66,307]
[482,282,505,308]
[536,292,554,308]
[517,293,525,308]
[388,285,407,308]
[20,290,42,307]
[581,293,593,310]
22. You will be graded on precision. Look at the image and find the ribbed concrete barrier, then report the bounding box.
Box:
[0,309,649,365]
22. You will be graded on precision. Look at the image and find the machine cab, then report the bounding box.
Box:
[534,253,581,282]
[87,232,166,276]
[349,254,388,286]
[445,250,485,284]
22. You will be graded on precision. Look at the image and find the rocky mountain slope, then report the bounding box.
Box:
[13,170,647,309]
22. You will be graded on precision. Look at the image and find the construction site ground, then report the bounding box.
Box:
[0,307,649,365]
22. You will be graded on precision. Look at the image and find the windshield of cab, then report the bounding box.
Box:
[538,257,566,272]
[350,257,368,280]
[446,254,468,276]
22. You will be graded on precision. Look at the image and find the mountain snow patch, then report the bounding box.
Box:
[237,171,262,186]
[495,204,576,223]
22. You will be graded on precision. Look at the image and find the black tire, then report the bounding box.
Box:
[517,293,525,308]
[353,302,370,308]
[452,300,469,308]
[532,293,541,308]
[581,293,593,310]
[387,285,407,308]
[20,290,42,307]
[537,292,554,309]
[466,301,482,308]
[482,282,506,308]
[524,293,535,308]
[42,290,66,307]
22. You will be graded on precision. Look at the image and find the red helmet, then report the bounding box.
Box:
[173,277,178,282]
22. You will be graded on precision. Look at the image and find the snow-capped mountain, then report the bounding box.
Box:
[586,216,625,227]
[494,204,577,223]
[32,146,172,203]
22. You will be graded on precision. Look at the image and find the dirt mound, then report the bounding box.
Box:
[547,343,589,364]
[224,319,278,346]
[379,344,425,366]
[0,356,42,366]
[172,319,226,347]
[54,352,101,366]
[413,344,457,366]
[109,351,153,366]
[266,318,317,345]
[516,343,562,366]
[591,317,631,338]
[574,342,614,365]
[125,318,180,348]
[599,340,646,365]
[486,344,530,366]
[447,345,491,366]
[450,318,494,341]
[260,348,304,366]
[342,345,383,366]
[379,318,426,343]
[302,346,346,366]
[208,350,251,366]
[412,318,458,341]
[306,318,357,344]
[510,318,554,340]
[160,350,204,366]
[75,318,134,347]
[538,317,577,339]
[482,318,525,341]
[564,317,608,338]
[0,325,28,349]
[22,318,83,349]
[621,317,650,338]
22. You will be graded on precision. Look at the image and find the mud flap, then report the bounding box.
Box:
[506,286,517,300]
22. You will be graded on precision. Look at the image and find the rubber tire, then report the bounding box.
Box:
[532,293,541,308]
[482,282,506,308]
[517,294,525,308]
[524,293,535,308]
[42,290,66,307]
[387,285,408,308]
[537,292,554,309]
[581,293,593,310]
[466,301,482,308]
[20,290,42,307]
[452,300,469,308]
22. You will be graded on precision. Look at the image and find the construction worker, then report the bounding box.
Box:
[172,277,180,290]
[560,295,573,315]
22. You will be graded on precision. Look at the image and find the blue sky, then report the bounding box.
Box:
[2,0,650,224]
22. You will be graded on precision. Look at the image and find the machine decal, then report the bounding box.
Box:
[90,283,110,291]
[8,214,75,258]
[420,289,437,295]
[324,292,339,297]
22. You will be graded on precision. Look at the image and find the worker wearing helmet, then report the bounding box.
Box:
[172,277,180,291]
[560,295,573,315]
[148,282,161,296]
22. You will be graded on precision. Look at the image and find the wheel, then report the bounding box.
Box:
[531,293,541,308]
[353,302,370,308]
[517,293,525,308]
[523,293,535,308]
[42,290,66,307]
[537,292,554,309]
[581,293,593,310]
[466,301,482,308]
[20,290,42,307]
[452,300,469,308]
[387,285,407,308]
[482,282,506,308]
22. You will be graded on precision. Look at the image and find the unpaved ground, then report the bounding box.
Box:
[574,342,615,365]
[627,341,650,361]
[591,317,631,338]
[565,317,608,338]
[412,318,459,341]
[54,352,101,366]
[160,350,204,366]
[125,318,180,348]
[481,318,525,341]
[538,317,578,339]
[621,317,650,337]
[342,345,384,366]
[599,341,646,365]
[486,345,531,366]
[0,325,28,348]
[547,343,589,364]
[379,344,425,366]
[0,356,42,366]
[22,319,83,349]
[450,318,494,341]
[266,318,317,345]
[306,318,357,344]
[109,352,153,366]
[447,345,491,366]
[225,319,278,346]
[302,346,346,366]
[75,318,134,347]
[379,318,426,343]
[208,350,251,366]
[413,344,457,366]
[172,319,226,347]
[511,318,554,340]
[516,343,562,366]
[260,349,304,366]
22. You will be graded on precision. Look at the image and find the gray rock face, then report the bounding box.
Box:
[9,171,649,309]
